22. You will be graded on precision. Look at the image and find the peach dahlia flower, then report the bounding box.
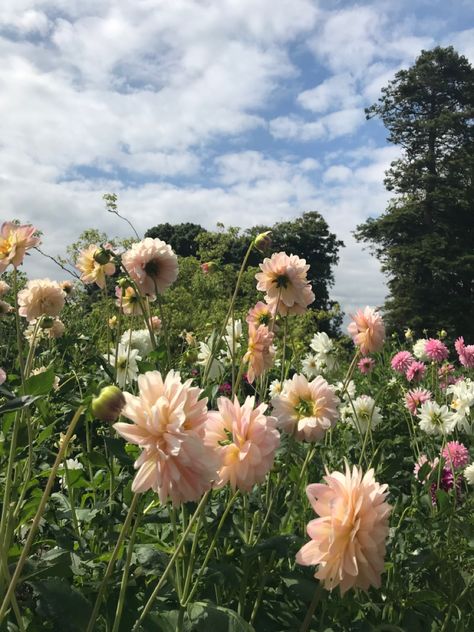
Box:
[0,222,40,273]
[296,464,391,594]
[255,252,314,316]
[122,238,178,297]
[204,396,280,492]
[243,324,275,383]
[76,244,115,290]
[114,370,217,505]
[347,306,385,355]
[18,279,65,322]
[271,374,340,442]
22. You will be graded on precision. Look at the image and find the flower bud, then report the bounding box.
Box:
[91,385,126,422]
[40,316,55,329]
[200,261,217,275]
[149,316,161,332]
[254,231,272,253]
[404,328,413,340]
[438,329,447,339]
[118,277,131,289]
[93,247,112,265]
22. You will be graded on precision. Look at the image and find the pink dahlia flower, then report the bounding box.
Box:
[455,337,474,369]
[271,374,340,442]
[0,222,40,273]
[255,252,314,316]
[0,280,10,297]
[114,370,218,506]
[442,441,470,469]
[391,351,414,374]
[404,388,431,414]
[246,301,275,329]
[425,338,449,363]
[413,454,439,481]
[204,396,280,492]
[122,238,178,297]
[115,285,144,316]
[0,368,6,385]
[149,316,162,332]
[406,361,426,383]
[296,464,391,594]
[347,306,385,355]
[18,279,65,322]
[243,324,275,384]
[76,244,115,290]
[358,357,375,374]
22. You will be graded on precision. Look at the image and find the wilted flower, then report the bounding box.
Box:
[92,385,126,422]
[243,324,275,383]
[442,441,470,469]
[347,307,385,355]
[272,374,340,442]
[47,318,65,339]
[391,351,414,374]
[77,244,115,289]
[204,396,280,491]
[425,338,449,363]
[418,401,456,436]
[18,279,65,322]
[122,238,178,297]
[406,361,426,383]
[114,370,217,505]
[0,222,40,272]
[296,464,391,594]
[60,280,74,295]
[358,357,375,374]
[0,300,12,316]
[405,388,431,415]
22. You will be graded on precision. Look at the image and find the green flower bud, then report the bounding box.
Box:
[40,316,55,329]
[118,276,131,289]
[254,231,272,254]
[93,247,112,265]
[91,385,126,422]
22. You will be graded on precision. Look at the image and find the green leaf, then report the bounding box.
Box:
[0,395,42,415]
[187,602,256,631]
[29,577,92,630]
[23,366,55,396]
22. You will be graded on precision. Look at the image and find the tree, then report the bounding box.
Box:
[355,46,474,338]
[144,222,206,258]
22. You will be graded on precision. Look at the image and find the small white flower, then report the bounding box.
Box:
[464,462,474,486]
[269,379,282,399]
[121,328,153,358]
[418,401,456,436]
[310,332,334,355]
[105,343,141,388]
[302,353,323,379]
[447,378,474,432]
[333,380,356,404]
[345,395,382,433]
[59,458,84,488]
[413,339,429,361]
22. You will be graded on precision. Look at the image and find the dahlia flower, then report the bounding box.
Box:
[347,307,385,355]
[271,374,340,442]
[310,332,338,371]
[18,279,65,322]
[424,338,449,363]
[105,343,141,388]
[413,454,439,482]
[296,464,391,594]
[0,222,40,272]
[0,280,10,296]
[464,463,474,486]
[60,280,74,295]
[442,441,470,469]
[149,316,162,332]
[114,371,218,505]
[404,388,431,415]
[418,401,456,436]
[455,337,474,369]
[269,379,282,398]
[0,300,12,315]
[406,361,426,383]
[48,318,65,339]
[255,252,314,315]
[246,301,275,329]
[204,396,280,491]
[122,238,178,297]
[59,458,83,489]
[413,339,429,362]
[197,339,224,380]
[358,357,375,374]
[243,324,275,383]
[115,285,143,316]
[391,351,414,374]
[0,368,6,385]
[447,378,474,431]
[302,354,324,379]
[344,395,382,434]
[77,244,115,289]
[121,328,154,358]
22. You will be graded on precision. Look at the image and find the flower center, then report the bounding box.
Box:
[274,274,289,288]
[144,259,159,277]
[295,398,314,418]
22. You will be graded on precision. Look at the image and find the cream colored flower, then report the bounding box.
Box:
[18,279,65,322]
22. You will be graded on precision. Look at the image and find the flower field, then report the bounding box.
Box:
[0,221,473,632]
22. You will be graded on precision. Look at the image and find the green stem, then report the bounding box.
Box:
[299,583,322,632]
[281,445,316,531]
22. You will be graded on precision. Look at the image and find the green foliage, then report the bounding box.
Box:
[145,222,207,258]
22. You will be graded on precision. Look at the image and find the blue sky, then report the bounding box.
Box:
[1,0,473,317]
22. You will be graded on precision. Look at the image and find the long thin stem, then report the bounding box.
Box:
[299,583,322,632]
[281,445,316,531]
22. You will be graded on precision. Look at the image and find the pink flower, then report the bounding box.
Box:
[296,464,391,594]
[122,238,178,297]
[0,222,40,272]
[455,337,474,369]
[271,374,340,442]
[77,245,116,289]
[246,301,275,329]
[406,361,426,383]
[115,285,144,316]
[358,357,375,374]
[442,441,470,469]
[391,351,414,374]
[218,382,232,395]
[204,396,280,492]
[413,454,439,481]
[425,338,449,363]
[18,279,65,322]
[0,280,10,297]
[405,388,431,414]
[255,252,314,316]
[0,368,6,385]
[149,316,162,332]
[113,370,218,506]
[60,280,74,295]
[0,300,12,316]
[347,307,385,355]
[48,319,65,339]
[243,324,275,384]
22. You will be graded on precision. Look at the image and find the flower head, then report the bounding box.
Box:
[114,370,217,505]
[358,357,375,375]
[418,401,456,436]
[243,324,275,383]
[413,454,439,481]
[92,385,126,422]
[464,463,474,486]
[406,361,426,383]
[122,238,178,297]
[121,329,154,358]
[246,301,275,329]
[296,464,391,594]
[104,343,141,388]
[0,368,6,385]
[413,339,429,361]
[0,300,12,316]
[0,222,40,272]
[149,316,162,332]
[115,285,144,316]
[404,388,431,415]
[60,280,74,295]
[271,374,340,442]
[425,338,449,363]
[0,280,10,297]
[77,244,115,289]
[255,252,314,316]
[347,307,385,355]
[455,337,474,369]
[18,279,65,322]
[302,354,324,379]
[391,351,414,374]
[442,441,470,469]
[343,395,382,433]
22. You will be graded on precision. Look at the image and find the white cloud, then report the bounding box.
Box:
[446,28,474,63]
[297,73,360,113]
[269,108,365,141]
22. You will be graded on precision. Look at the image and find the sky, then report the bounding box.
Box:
[1,0,473,317]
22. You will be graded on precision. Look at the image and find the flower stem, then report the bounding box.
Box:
[299,583,322,632]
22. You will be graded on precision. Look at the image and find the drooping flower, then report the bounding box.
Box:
[442,441,470,469]
[204,396,280,492]
[424,338,449,363]
[246,301,275,329]
[114,371,217,505]
[76,244,115,289]
[243,324,275,383]
[343,395,382,434]
[0,280,10,296]
[18,279,65,322]
[358,357,375,375]
[406,361,426,383]
[347,307,385,355]
[418,401,456,436]
[255,252,314,316]
[0,222,40,272]
[115,285,144,316]
[296,464,391,595]
[404,388,431,415]
[413,339,429,362]
[391,351,414,374]
[104,343,141,388]
[271,374,340,442]
[455,337,474,369]
[122,238,178,297]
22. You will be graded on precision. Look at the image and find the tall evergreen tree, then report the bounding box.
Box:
[355,46,474,338]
